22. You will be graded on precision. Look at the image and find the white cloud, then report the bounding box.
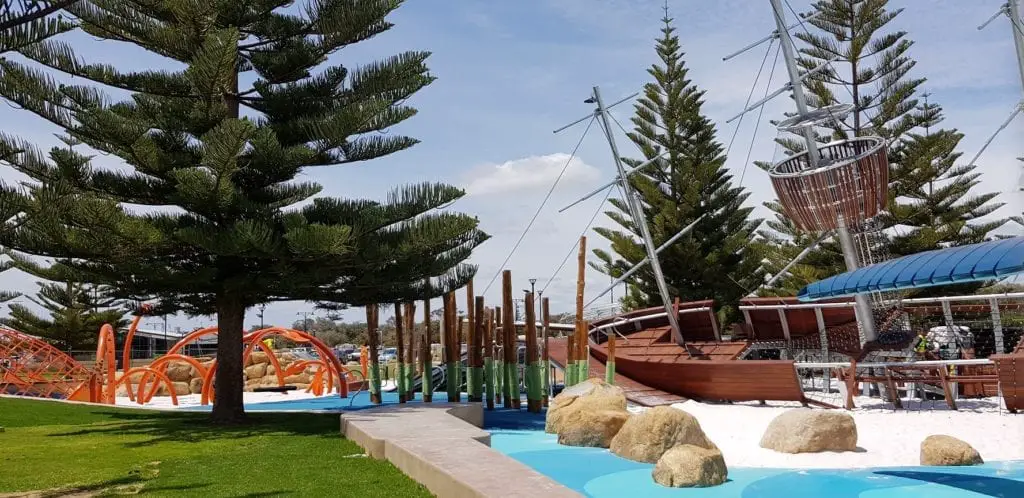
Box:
[462,153,602,196]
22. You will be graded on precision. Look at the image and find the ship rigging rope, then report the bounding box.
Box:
[740,41,782,187]
[541,118,626,294]
[481,115,597,295]
[725,38,777,159]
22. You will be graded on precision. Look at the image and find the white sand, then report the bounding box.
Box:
[665,397,1024,469]
[111,380,400,411]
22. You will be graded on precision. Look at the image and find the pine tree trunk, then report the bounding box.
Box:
[211,293,246,423]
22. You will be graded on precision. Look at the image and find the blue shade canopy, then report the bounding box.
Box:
[798,237,1024,301]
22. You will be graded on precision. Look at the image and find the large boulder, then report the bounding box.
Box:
[610,406,714,463]
[546,379,627,434]
[557,409,631,448]
[652,445,727,488]
[247,352,269,366]
[188,377,204,395]
[245,362,268,379]
[284,373,311,385]
[164,363,193,382]
[759,408,857,454]
[920,435,983,466]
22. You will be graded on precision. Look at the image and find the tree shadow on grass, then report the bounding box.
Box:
[48,410,344,448]
[13,476,209,497]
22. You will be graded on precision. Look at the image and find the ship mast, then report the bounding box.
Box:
[766,0,877,341]
[970,0,1024,176]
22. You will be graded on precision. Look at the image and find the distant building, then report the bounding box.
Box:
[125,328,217,359]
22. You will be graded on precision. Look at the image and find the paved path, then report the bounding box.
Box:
[341,403,580,497]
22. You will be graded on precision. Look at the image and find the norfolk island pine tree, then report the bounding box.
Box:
[1,280,128,351]
[592,9,764,323]
[0,0,487,422]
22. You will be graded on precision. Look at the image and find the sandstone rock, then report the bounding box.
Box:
[546,378,627,434]
[245,362,268,379]
[652,445,727,488]
[557,409,630,448]
[920,435,983,466]
[611,406,715,463]
[248,352,269,366]
[284,373,311,385]
[164,363,193,382]
[759,408,857,454]
[171,381,191,396]
[188,377,203,394]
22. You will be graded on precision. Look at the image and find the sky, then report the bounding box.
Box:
[0,0,1022,334]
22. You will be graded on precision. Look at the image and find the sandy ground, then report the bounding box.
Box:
[667,396,1024,469]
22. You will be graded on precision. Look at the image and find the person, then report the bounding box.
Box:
[912,331,929,358]
[359,342,369,380]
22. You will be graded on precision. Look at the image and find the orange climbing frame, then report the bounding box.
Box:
[0,328,93,400]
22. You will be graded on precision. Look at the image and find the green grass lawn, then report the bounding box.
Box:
[0,398,431,497]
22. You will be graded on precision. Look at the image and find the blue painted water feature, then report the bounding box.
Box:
[484,410,1024,498]
[181,390,453,412]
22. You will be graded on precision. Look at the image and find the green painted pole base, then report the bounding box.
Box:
[369,362,382,404]
[525,362,543,411]
[605,361,616,385]
[422,360,433,402]
[406,364,415,401]
[468,366,483,402]
[495,361,504,403]
[484,359,495,408]
[396,362,406,401]
[446,363,459,400]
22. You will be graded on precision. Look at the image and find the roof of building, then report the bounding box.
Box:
[798,236,1024,301]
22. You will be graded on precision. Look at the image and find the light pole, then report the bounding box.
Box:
[296,311,314,337]
[257,303,266,329]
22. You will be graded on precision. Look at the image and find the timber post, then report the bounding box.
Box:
[366,304,382,404]
[483,306,495,409]
[542,297,551,406]
[470,295,485,402]
[524,292,542,413]
[494,305,503,405]
[422,298,433,403]
[575,236,587,383]
[395,303,406,403]
[444,291,460,402]
[605,334,616,385]
[404,302,416,401]
[501,270,519,408]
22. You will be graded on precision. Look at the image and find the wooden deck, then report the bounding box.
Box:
[546,337,686,407]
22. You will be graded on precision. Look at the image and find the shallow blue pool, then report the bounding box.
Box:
[484,410,1024,498]
[181,390,453,412]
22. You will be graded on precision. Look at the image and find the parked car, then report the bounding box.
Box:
[378,347,398,362]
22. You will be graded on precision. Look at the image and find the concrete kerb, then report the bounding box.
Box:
[340,403,580,497]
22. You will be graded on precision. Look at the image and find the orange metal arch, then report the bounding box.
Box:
[197,327,351,405]
[94,324,117,404]
[138,354,209,404]
[113,366,179,406]
[119,313,148,401]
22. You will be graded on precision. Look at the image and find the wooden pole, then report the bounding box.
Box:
[542,297,551,407]
[444,291,460,402]
[575,236,587,384]
[605,334,616,385]
[366,304,382,404]
[566,333,576,386]
[524,292,541,413]
[470,296,485,402]
[395,303,406,403]
[494,305,503,405]
[404,302,416,400]
[422,299,433,402]
[501,270,518,408]
[483,306,495,409]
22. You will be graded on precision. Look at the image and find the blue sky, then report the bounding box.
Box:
[1,0,1022,333]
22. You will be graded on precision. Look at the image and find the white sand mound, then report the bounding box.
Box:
[667,397,1024,469]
